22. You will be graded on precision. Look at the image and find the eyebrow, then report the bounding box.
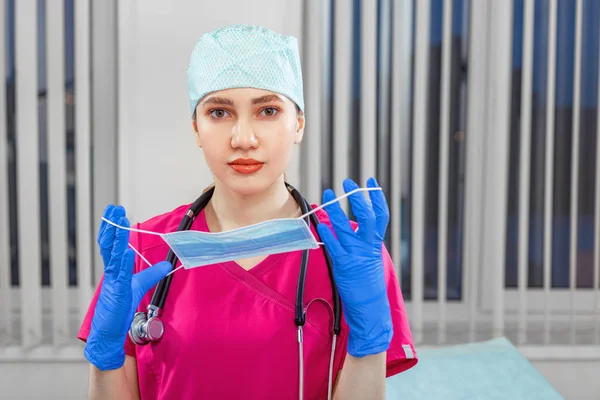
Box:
[201,96,234,106]
[251,94,284,105]
[201,94,284,107]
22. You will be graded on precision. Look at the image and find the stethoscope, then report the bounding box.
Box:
[128,182,341,400]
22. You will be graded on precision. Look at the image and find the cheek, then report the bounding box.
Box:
[197,119,230,147]
[197,132,229,165]
[263,123,296,165]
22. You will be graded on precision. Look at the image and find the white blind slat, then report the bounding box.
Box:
[16,0,43,348]
[302,0,326,204]
[332,0,352,211]
[320,1,332,199]
[437,0,452,344]
[486,0,513,337]
[117,1,137,214]
[518,0,535,345]
[411,0,431,343]
[377,0,391,193]
[543,0,558,345]
[568,0,583,344]
[75,0,93,319]
[287,3,303,192]
[594,0,600,344]
[465,0,489,342]
[390,0,404,281]
[390,0,414,282]
[47,0,69,346]
[0,0,13,346]
[91,1,119,287]
[360,0,377,185]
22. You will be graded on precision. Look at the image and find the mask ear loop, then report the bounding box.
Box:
[165,265,185,277]
[128,243,152,267]
[297,187,383,220]
[101,217,165,236]
[301,187,379,248]
[101,217,186,277]
[127,242,185,277]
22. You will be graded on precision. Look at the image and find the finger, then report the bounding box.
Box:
[99,206,126,266]
[111,205,126,222]
[343,178,376,243]
[98,205,124,250]
[134,261,171,297]
[97,204,115,244]
[98,205,115,263]
[117,248,135,284]
[321,188,356,247]
[316,224,344,262]
[367,177,389,239]
[106,216,130,278]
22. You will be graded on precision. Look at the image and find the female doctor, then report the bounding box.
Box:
[78,24,417,399]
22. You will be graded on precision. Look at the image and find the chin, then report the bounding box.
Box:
[220,172,282,197]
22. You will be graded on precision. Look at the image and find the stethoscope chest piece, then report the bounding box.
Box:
[129,310,165,345]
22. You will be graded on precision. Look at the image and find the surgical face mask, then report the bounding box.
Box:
[162,217,319,273]
[102,187,380,275]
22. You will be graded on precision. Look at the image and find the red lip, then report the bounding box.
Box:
[229,158,263,165]
[228,158,264,174]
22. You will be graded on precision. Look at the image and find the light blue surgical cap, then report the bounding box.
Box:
[187,24,305,116]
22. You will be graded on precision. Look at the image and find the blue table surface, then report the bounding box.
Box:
[385,337,564,399]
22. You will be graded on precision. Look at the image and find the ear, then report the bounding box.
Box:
[192,118,202,148]
[294,114,305,144]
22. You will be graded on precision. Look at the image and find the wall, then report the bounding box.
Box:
[532,360,600,399]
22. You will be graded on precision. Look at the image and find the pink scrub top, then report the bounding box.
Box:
[78,203,418,399]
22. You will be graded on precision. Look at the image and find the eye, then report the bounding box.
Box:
[209,109,230,119]
[259,107,279,117]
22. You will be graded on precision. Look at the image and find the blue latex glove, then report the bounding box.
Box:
[84,205,171,370]
[316,177,393,358]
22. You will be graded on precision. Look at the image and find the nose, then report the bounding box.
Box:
[231,118,258,149]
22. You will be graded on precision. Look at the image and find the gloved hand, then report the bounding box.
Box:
[84,205,172,370]
[317,177,392,358]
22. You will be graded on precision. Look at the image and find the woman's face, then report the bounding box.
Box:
[192,88,305,196]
